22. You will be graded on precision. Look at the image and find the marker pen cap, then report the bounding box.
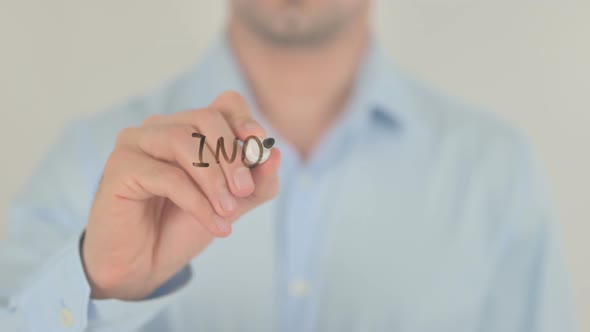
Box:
[244,137,275,166]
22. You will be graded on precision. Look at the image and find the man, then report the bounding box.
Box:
[0,0,576,331]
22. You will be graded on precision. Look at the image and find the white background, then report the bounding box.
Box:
[0,1,588,328]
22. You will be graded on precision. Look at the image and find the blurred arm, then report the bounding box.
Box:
[478,137,576,332]
[0,119,193,332]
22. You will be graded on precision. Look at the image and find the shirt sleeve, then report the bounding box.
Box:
[0,118,194,332]
[478,135,577,332]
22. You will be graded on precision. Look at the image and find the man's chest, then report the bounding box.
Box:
[166,152,496,331]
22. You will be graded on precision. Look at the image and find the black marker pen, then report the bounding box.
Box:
[244,137,275,166]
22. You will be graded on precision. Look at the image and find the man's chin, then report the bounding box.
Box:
[234,6,360,47]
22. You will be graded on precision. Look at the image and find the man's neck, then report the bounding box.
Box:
[227,14,370,160]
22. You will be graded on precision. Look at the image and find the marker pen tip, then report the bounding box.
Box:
[263,137,275,149]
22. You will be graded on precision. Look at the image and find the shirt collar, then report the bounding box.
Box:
[349,38,417,132]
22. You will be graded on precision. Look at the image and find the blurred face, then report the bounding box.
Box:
[230,0,370,46]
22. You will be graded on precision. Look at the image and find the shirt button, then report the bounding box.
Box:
[289,278,310,298]
[59,308,74,328]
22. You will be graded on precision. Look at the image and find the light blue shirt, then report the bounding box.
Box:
[0,36,576,331]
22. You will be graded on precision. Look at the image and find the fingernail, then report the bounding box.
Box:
[214,215,231,234]
[219,188,237,212]
[234,167,254,192]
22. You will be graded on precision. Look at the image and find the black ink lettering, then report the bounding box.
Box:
[215,137,238,164]
[192,132,210,167]
[241,135,264,168]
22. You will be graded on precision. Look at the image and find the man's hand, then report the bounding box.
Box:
[81,91,281,300]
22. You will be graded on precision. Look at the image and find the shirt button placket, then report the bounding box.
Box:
[284,170,317,332]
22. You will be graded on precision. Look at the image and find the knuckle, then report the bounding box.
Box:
[220,90,246,104]
[142,114,166,125]
[171,124,196,144]
[196,107,221,124]
[115,127,136,146]
[104,148,131,174]
[214,90,248,110]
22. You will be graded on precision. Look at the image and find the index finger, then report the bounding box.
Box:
[209,90,266,140]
